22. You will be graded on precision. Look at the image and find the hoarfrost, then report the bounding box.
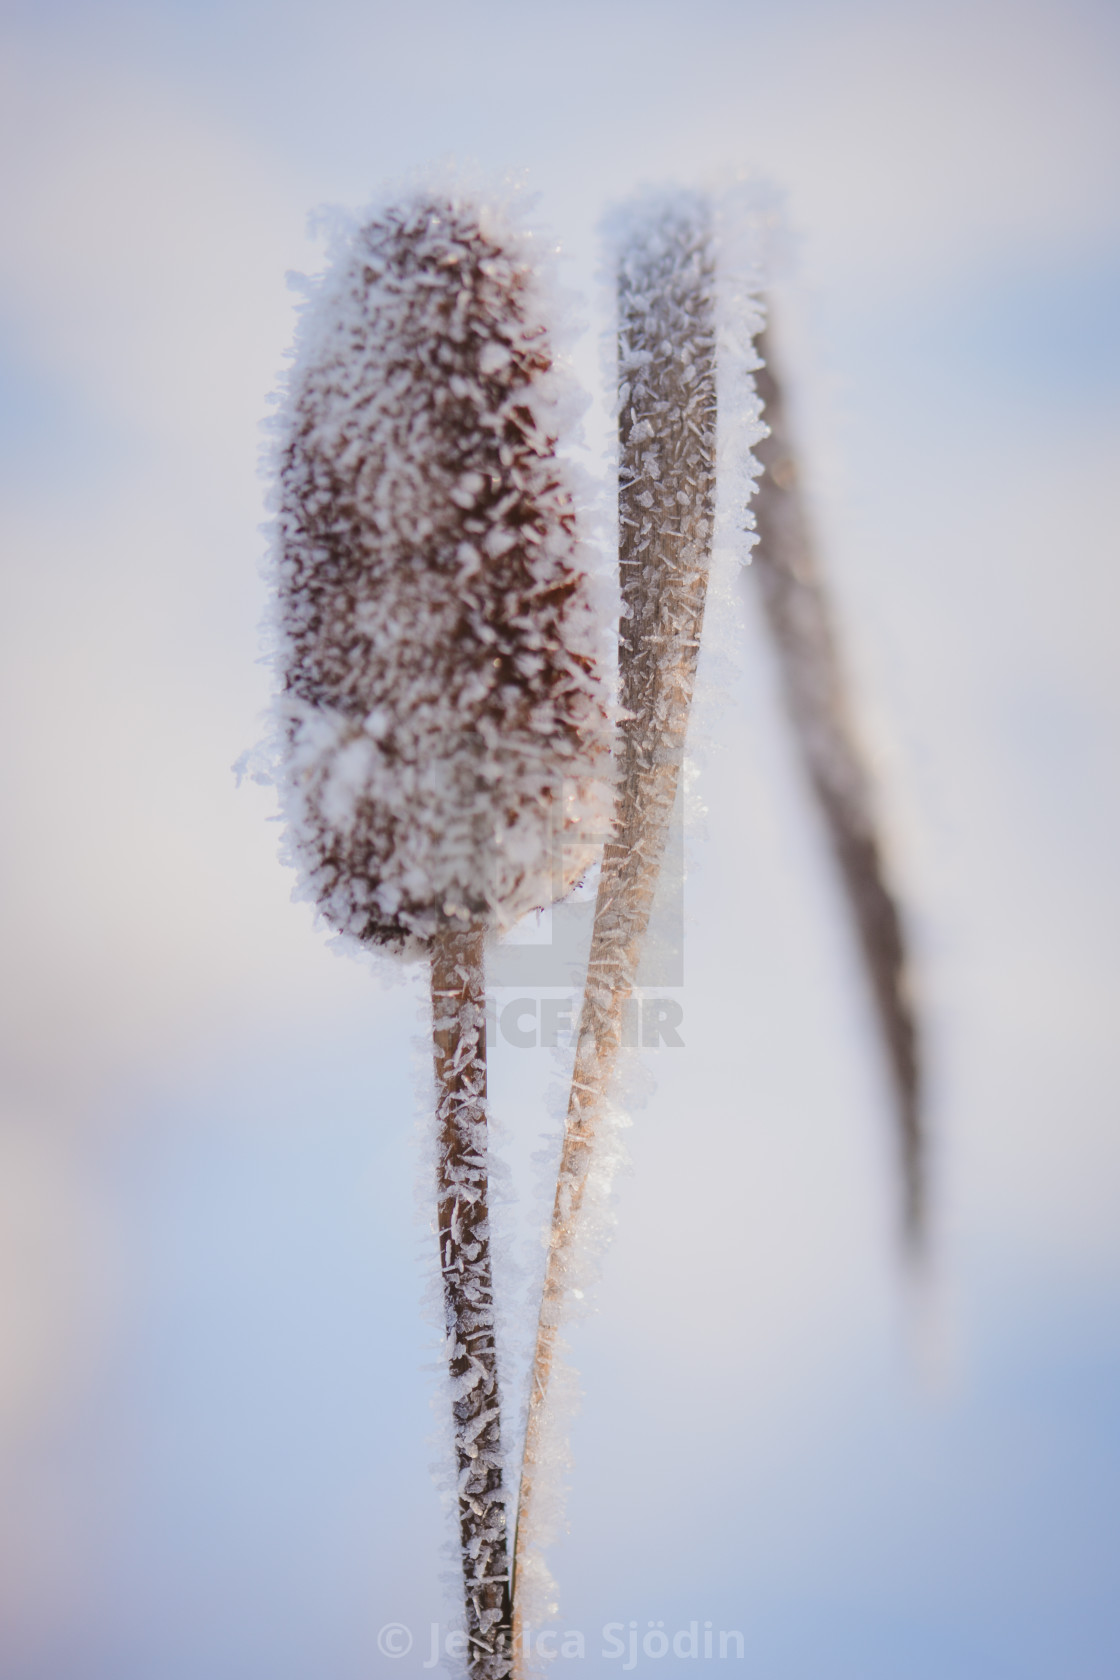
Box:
[267,188,611,957]
[510,185,771,1663]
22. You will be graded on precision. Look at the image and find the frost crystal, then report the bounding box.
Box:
[274,192,609,953]
[432,932,513,1678]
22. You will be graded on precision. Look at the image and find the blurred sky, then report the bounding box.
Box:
[0,0,1118,1675]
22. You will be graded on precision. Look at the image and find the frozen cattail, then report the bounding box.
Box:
[272,187,609,1680]
[276,194,607,954]
[513,190,754,1646]
[750,332,924,1247]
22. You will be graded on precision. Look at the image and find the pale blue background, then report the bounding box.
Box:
[0,1,1117,1675]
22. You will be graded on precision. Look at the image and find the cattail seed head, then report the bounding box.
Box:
[272,190,609,954]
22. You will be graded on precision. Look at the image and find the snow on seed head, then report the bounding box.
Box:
[273,191,610,955]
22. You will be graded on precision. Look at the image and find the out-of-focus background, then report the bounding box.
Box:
[1,1,1117,1675]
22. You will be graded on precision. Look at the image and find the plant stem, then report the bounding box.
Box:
[431,924,513,1680]
[750,332,924,1248]
[511,196,718,1652]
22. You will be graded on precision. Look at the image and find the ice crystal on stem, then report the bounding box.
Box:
[432,927,512,1673]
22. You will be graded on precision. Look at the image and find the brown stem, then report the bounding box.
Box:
[750,330,925,1250]
[431,924,512,1680]
[511,195,717,1653]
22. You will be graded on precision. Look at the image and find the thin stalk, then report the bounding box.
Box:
[750,332,924,1247]
[511,196,718,1647]
[431,925,513,1680]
